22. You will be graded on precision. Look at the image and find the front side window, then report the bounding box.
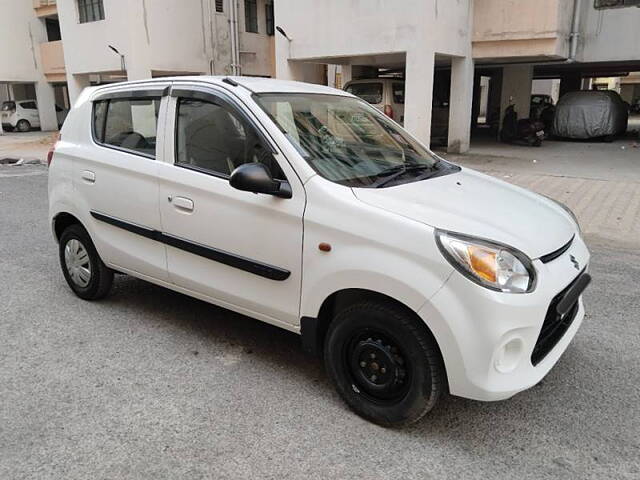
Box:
[78,0,105,23]
[93,97,160,157]
[175,98,284,179]
[244,0,258,33]
[21,101,37,110]
[345,83,383,105]
[255,93,451,188]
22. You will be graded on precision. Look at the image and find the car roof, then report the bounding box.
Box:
[91,76,352,97]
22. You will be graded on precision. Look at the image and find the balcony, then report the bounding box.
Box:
[40,40,66,82]
[472,0,573,62]
[33,0,57,17]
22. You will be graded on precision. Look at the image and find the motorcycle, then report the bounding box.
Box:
[500,104,545,147]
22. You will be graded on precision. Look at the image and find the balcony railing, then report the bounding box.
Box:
[473,0,573,60]
[40,40,66,80]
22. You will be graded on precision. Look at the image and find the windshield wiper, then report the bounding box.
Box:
[371,164,435,188]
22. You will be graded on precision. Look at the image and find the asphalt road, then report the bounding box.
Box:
[1,166,639,479]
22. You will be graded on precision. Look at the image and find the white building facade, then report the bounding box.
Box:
[0,0,276,131]
[274,0,640,152]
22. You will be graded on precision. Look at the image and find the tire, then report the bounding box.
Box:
[324,301,446,427]
[16,119,31,132]
[603,134,615,143]
[59,224,113,300]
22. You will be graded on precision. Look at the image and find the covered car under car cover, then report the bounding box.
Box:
[552,91,629,139]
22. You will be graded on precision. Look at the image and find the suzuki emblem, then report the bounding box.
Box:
[570,255,580,270]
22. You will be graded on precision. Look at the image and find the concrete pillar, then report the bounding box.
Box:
[500,64,533,124]
[341,65,352,87]
[404,49,434,147]
[67,74,90,107]
[276,59,325,84]
[35,80,58,131]
[447,56,474,153]
[127,65,152,82]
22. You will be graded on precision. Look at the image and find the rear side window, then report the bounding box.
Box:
[93,97,161,157]
[392,83,405,104]
[346,83,383,104]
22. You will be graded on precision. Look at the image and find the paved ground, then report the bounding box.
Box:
[1,165,639,479]
[0,131,55,165]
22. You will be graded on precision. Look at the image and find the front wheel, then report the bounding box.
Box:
[324,301,446,427]
[59,224,113,300]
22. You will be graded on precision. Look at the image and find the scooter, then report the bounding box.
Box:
[500,105,545,147]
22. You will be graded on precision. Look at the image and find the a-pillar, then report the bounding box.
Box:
[66,73,90,107]
[35,80,58,131]
[404,50,435,147]
[500,64,533,124]
[448,55,474,153]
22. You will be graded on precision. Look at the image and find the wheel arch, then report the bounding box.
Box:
[52,211,85,243]
[300,288,444,365]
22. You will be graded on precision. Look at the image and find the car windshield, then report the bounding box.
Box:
[2,101,16,111]
[254,93,445,188]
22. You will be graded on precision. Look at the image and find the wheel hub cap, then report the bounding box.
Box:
[64,239,91,287]
[349,336,407,400]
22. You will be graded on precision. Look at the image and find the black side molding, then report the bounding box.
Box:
[90,211,290,281]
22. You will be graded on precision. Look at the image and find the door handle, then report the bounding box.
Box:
[81,170,95,183]
[170,196,194,212]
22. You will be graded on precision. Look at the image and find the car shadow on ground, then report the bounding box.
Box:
[97,273,593,439]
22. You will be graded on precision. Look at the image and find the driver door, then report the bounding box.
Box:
[157,86,305,328]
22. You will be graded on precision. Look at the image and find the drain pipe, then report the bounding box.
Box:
[229,0,241,75]
[569,0,583,61]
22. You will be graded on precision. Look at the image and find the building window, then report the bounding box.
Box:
[78,0,105,24]
[265,2,274,36]
[215,0,224,13]
[245,0,258,33]
[594,0,640,8]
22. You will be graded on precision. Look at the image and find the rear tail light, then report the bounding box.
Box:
[383,104,394,119]
[47,133,60,167]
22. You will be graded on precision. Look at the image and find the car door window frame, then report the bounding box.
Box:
[91,87,168,160]
[169,87,283,182]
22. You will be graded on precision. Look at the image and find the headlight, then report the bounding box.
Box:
[544,196,581,233]
[435,230,536,293]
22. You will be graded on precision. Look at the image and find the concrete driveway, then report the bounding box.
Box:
[1,165,639,479]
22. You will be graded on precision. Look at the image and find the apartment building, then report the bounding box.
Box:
[0,0,275,131]
[275,0,640,152]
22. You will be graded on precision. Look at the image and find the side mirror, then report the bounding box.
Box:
[229,163,292,199]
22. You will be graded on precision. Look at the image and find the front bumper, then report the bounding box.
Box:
[419,233,590,401]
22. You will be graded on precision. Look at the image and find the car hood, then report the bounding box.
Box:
[352,167,576,259]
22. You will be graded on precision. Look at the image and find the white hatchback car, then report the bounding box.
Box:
[1,99,68,131]
[48,77,590,426]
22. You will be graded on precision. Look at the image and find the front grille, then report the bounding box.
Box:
[531,271,583,366]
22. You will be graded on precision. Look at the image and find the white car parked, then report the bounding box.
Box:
[48,77,590,426]
[1,99,67,131]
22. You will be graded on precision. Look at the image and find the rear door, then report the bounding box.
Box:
[74,85,170,281]
[156,85,305,327]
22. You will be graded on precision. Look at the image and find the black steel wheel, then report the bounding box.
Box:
[324,301,446,427]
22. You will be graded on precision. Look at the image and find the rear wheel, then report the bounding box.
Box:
[59,224,113,300]
[16,119,31,132]
[324,301,446,427]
